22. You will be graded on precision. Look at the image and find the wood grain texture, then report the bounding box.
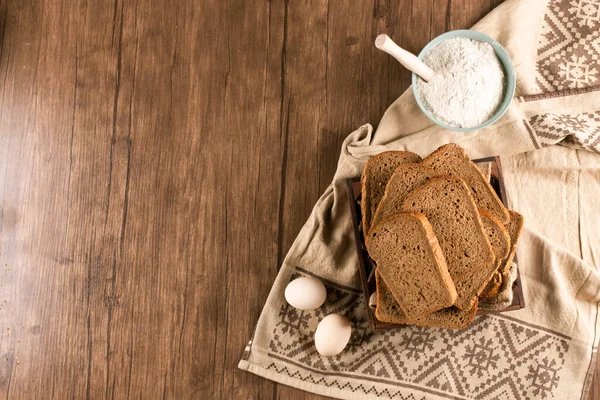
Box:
[0,0,596,399]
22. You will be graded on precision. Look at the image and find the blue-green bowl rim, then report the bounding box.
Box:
[411,29,516,133]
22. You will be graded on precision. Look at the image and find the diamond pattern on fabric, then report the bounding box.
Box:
[528,111,600,152]
[536,0,600,92]
[267,269,570,399]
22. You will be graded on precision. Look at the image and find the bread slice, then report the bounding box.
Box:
[421,143,509,224]
[402,177,495,282]
[375,272,477,329]
[366,213,456,320]
[482,211,525,299]
[500,210,524,276]
[454,210,510,309]
[371,163,441,230]
[374,271,409,324]
[411,301,478,330]
[480,270,502,299]
[360,151,422,235]
[476,161,492,182]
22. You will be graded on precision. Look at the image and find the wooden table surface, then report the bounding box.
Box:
[0,0,597,399]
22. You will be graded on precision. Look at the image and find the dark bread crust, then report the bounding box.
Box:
[375,271,477,329]
[402,177,495,283]
[375,271,408,324]
[366,212,457,320]
[421,143,509,224]
[360,151,422,236]
[454,209,510,309]
[371,163,442,231]
[501,210,524,276]
[365,145,524,329]
[410,301,478,330]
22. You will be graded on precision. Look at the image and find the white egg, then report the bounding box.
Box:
[314,314,352,357]
[284,276,327,311]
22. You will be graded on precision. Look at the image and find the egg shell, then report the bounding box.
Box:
[314,314,352,357]
[284,277,327,311]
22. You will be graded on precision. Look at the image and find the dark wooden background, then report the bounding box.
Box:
[0,0,597,399]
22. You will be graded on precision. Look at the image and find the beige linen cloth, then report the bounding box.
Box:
[239,0,600,398]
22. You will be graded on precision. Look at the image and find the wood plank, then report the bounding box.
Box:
[275,0,329,263]
[218,0,284,398]
[0,0,597,399]
[318,0,379,190]
[0,0,92,397]
[0,0,282,398]
[273,1,329,399]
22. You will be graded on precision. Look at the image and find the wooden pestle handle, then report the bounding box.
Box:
[375,34,435,82]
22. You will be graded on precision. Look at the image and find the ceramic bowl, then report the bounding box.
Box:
[411,29,516,132]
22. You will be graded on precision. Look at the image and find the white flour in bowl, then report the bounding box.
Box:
[416,37,505,128]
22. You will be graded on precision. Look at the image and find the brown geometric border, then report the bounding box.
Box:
[263,267,574,400]
[523,119,542,149]
[265,360,428,400]
[517,86,600,103]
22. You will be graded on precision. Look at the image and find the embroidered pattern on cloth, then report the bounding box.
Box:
[528,111,600,152]
[264,268,571,400]
[536,0,600,92]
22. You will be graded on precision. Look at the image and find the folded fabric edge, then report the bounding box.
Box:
[576,265,600,399]
[517,86,600,103]
[237,359,448,400]
[238,360,365,400]
[581,305,600,400]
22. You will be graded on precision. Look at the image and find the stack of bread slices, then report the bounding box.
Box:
[361,143,523,329]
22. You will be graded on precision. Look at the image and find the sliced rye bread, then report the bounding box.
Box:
[401,177,495,282]
[360,151,422,235]
[500,210,524,276]
[375,271,477,329]
[421,143,509,224]
[480,270,502,299]
[482,210,525,298]
[411,301,478,330]
[366,213,457,320]
[454,210,510,310]
[374,270,409,324]
[370,163,442,230]
[476,161,492,182]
